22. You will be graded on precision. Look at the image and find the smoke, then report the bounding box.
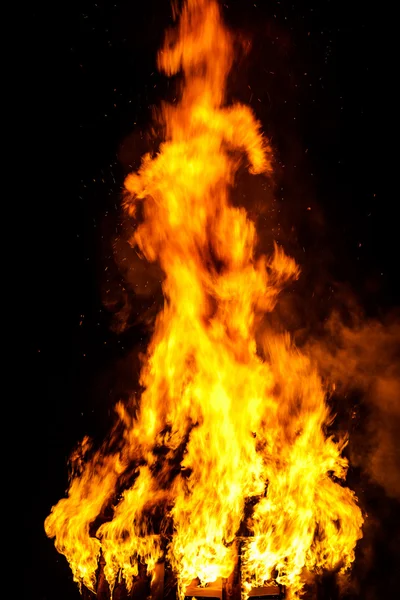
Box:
[306,308,400,500]
[99,128,165,335]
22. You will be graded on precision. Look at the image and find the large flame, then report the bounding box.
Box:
[45,1,363,598]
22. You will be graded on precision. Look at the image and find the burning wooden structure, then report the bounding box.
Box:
[45,1,363,599]
[82,552,283,600]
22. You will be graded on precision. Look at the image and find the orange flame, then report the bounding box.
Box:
[45,1,363,597]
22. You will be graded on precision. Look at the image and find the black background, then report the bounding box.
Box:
[25,1,397,599]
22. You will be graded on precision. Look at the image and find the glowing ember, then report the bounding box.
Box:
[45,1,363,598]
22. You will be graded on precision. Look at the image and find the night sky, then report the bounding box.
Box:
[25,1,397,599]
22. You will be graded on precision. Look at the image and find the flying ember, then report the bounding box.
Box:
[45,1,363,598]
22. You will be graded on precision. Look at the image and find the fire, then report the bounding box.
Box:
[45,0,363,598]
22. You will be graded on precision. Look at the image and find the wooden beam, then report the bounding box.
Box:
[185,578,223,599]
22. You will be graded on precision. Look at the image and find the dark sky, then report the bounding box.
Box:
[25,1,397,599]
